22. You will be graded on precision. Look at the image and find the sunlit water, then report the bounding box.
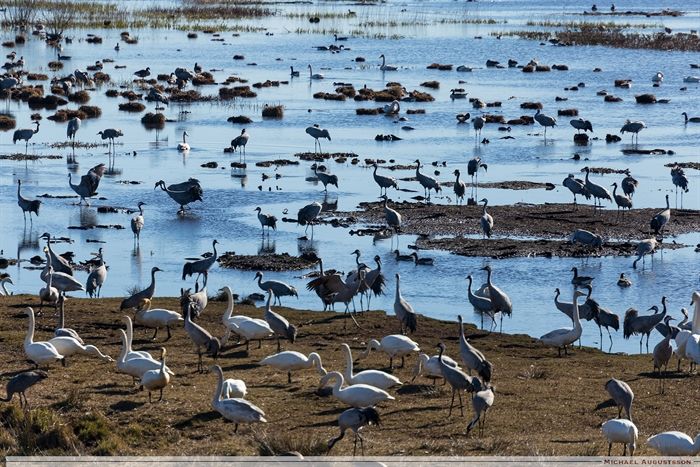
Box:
[1,0,699,355]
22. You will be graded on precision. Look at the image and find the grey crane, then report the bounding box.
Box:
[620,120,646,145]
[68,163,105,205]
[569,118,593,134]
[632,237,659,269]
[481,265,512,332]
[382,196,402,240]
[85,248,107,298]
[297,201,323,236]
[571,267,593,287]
[230,129,249,162]
[182,239,218,286]
[611,182,633,216]
[1,370,48,409]
[583,167,612,210]
[437,343,481,417]
[255,271,297,305]
[263,290,297,352]
[571,229,603,248]
[305,125,331,153]
[327,407,381,456]
[458,315,493,382]
[13,121,39,154]
[650,194,670,235]
[98,128,123,153]
[453,169,466,204]
[653,316,675,387]
[466,385,495,436]
[328,269,366,328]
[313,165,339,191]
[66,117,80,149]
[593,303,620,350]
[467,157,487,186]
[131,202,145,244]
[360,255,386,311]
[187,282,208,320]
[467,275,494,330]
[394,273,418,335]
[254,206,277,235]
[623,297,667,353]
[534,109,557,140]
[621,170,638,198]
[671,165,689,208]
[479,198,493,238]
[134,67,151,78]
[563,174,591,209]
[181,289,220,372]
[17,180,40,223]
[154,178,203,215]
[372,163,398,196]
[414,159,441,200]
[306,258,341,311]
[472,116,485,139]
[120,267,162,310]
[604,378,633,421]
[40,233,73,276]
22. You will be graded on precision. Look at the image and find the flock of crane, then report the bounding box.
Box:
[1,20,699,457]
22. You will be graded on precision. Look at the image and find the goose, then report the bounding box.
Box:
[394,250,412,262]
[647,432,700,456]
[134,299,183,341]
[601,418,637,456]
[319,371,394,408]
[48,336,113,363]
[140,348,170,402]
[210,365,266,433]
[177,131,190,151]
[290,66,300,77]
[308,64,324,80]
[259,350,326,384]
[617,273,632,287]
[540,289,586,356]
[411,352,459,385]
[410,252,433,266]
[378,54,397,71]
[116,329,174,382]
[341,344,401,390]
[39,265,59,311]
[479,198,493,238]
[571,267,593,287]
[24,307,64,368]
[263,290,297,352]
[356,334,420,369]
[220,286,269,345]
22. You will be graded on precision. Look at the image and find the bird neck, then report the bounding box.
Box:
[58,299,64,329]
[118,331,128,363]
[395,276,401,297]
[224,288,234,321]
[211,242,217,259]
[25,309,35,345]
[138,205,143,216]
[125,318,135,351]
[213,368,224,405]
[330,373,343,394]
[265,292,273,312]
[17,182,20,198]
[342,348,354,378]
[160,353,166,373]
[665,196,669,209]
[572,295,581,327]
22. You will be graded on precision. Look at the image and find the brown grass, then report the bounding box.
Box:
[0,295,696,457]
[118,102,145,112]
[79,105,102,118]
[140,112,165,127]
[262,105,283,118]
[0,114,16,130]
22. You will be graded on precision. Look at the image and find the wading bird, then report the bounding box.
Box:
[534,109,557,141]
[16,180,40,223]
[230,129,249,161]
[481,265,512,332]
[620,120,646,145]
[13,121,39,154]
[327,407,381,456]
[154,178,203,215]
[68,163,106,206]
[306,125,331,153]
[0,370,48,409]
[562,174,590,209]
[182,239,218,286]
[255,272,297,306]
[131,202,145,244]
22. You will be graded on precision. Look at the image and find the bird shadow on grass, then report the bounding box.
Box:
[397,384,443,396]
[314,407,346,417]
[219,350,253,360]
[0,366,38,378]
[384,404,444,418]
[110,400,144,412]
[255,383,290,390]
[221,362,259,372]
[551,438,591,444]
[638,370,692,379]
[173,410,220,429]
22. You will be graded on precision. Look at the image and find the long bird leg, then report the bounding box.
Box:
[448,389,456,417]
[287,371,292,384]
[159,388,163,402]
[458,391,464,416]
[166,326,172,341]
[152,328,158,340]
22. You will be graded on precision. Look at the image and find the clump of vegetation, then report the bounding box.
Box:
[484,114,506,124]
[141,112,165,128]
[48,109,87,122]
[227,115,252,124]
[73,412,123,455]
[78,105,102,118]
[426,63,452,71]
[262,104,284,118]
[119,102,145,112]
[408,90,434,102]
[519,364,548,380]
[557,27,700,52]
[167,89,203,102]
[28,94,68,110]
[0,405,78,455]
[313,92,346,101]
[335,85,356,98]
[192,72,215,85]
[406,109,426,114]
[356,107,382,115]
[558,108,578,116]
[252,80,280,89]
[420,80,440,89]
[521,101,543,110]
[255,431,327,456]
[120,90,142,100]
[93,72,110,82]
[68,90,90,104]
[48,61,64,70]
[635,93,657,104]
[0,114,17,130]
[105,89,118,97]
[27,73,49,81]
[219,86,256,99]
[86,35,103,44]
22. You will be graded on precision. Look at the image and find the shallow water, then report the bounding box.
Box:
[1,0,699,354]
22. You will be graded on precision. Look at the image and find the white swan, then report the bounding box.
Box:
[39,266,59,310]
[540,289,586,356]
[116,329,174,381]
[24,307,64,367]
[177,131,190,151]
[341,344,401,390]
[220,286,270,346]
[48,336,113,363]
[123,315,155,361]
[683,76,700,83]
[222,377,247,399]
[141,347,171,402]
[651,71,664,83]
[134,300,183,341]
[54,296,82,343]
[602,418,637,456]
[356,334,420,369]
[0,276,12,296]
[681,291,700,370]
[379,54,397,71]
[210,365,266,433]
[411,352,459,384]
[308,64,324,80]
[259,350,326,384]
[647,431,700,456]
[227,319,273,351]
[382,100,400,115]
[319,371,394,408]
